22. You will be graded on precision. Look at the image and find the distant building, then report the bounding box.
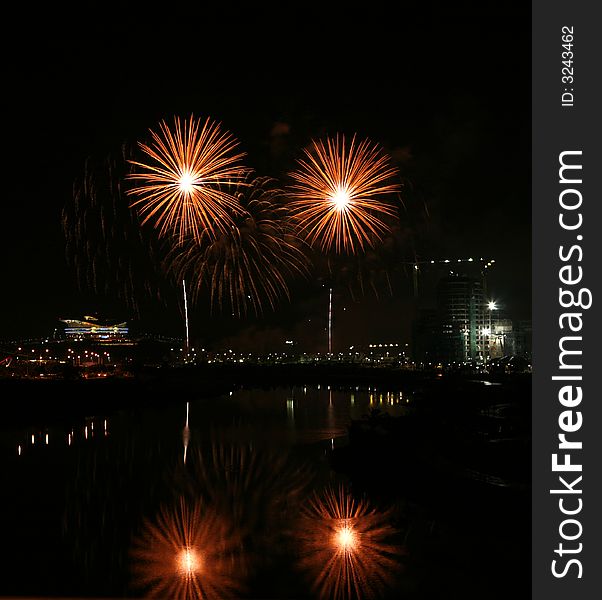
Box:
[437,275,488,363]
[59,315,129,342]
[413,274,496,365]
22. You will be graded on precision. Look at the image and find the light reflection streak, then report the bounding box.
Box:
[286,396,295,425]
[183,401,190,464]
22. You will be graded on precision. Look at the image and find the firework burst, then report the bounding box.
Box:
[297,485,401,600]
[288,134,401,254]
[127,115,248,244]
[168,175,310,316]
[131,497,243,599]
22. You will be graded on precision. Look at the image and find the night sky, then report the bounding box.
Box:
[2,4,531,350]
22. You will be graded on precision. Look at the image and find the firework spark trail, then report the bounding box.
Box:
[288,134,401,254]
[191,436,313,543]
[318,224,408,303]
[131,497,243,599]
[297,485,401,600]
[63,145,168,315]
[127,115,249,245]
[167,175,310,317]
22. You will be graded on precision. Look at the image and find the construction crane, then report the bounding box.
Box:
[400,257,496,298]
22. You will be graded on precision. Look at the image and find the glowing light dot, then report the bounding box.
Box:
[178,172,195,194]
[178,547,199,576]
[336,525,356,550]
[331,189,350,209]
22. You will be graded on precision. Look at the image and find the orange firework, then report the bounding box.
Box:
[296,485,401,600]
[289,134,401,254]
[131,497,243,599]
[167,175,310,316]
[127,115,248,244]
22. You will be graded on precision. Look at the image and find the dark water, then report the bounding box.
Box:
[0,381,530,599]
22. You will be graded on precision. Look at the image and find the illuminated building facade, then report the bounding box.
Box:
[437,275,487,362]
[59,315,129,341]
[413,275,492,365]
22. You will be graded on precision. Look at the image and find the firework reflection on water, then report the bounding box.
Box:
[190,435,313,549]
[131,497,243,599]
[296,484,402,599]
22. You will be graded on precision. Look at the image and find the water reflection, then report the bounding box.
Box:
[297,484,402,600]
[189,434,313,552]
[286,387,295,430]
[13,385,413,459]
[16,417,112,458]
[131,497,243,599]
[5,384,412,597]
[183,401,190,464]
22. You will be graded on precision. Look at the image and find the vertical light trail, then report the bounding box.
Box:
[183,279,190,354]
[328,287,333,354]
[183,401,190,465]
